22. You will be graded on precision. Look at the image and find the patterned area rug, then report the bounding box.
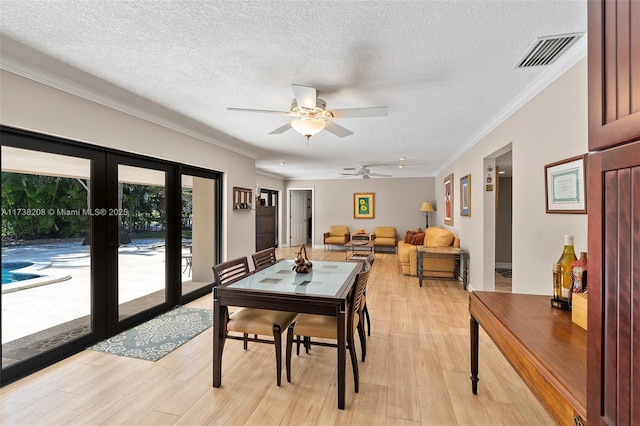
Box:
[91,306,213,361]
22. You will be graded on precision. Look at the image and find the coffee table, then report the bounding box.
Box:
[344,240,375,262]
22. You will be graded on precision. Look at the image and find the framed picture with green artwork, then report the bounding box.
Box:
[353,192,375,219]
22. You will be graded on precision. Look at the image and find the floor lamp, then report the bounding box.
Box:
[420,201,435,228]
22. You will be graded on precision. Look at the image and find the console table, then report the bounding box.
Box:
[416,247,468,289]
[350,232,373,242]
[469,291,586,425]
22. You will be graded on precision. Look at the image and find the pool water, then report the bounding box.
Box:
[1,262,39,284]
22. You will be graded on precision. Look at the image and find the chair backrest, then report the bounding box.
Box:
[348,261,371,326]
[213,256,250,286]
[329,225,350,237]
[374,226,396,239]
[251,247,277,271]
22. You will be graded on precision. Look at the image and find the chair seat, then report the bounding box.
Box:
[292,312,359,339]
[228,308,297,336]
[374,237,396,246]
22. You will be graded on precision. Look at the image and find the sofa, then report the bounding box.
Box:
[372,226,397,252]
[323,225,350,249]
[397,226,461,276]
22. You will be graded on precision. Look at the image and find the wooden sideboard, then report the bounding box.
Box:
[469,291,587,425]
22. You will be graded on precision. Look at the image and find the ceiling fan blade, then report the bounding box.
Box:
[268,122,292,134]
[292,84,317,110]
[330,107,388,118]
[227,107,292,115]
[369,173,393,177]
[362,175,371,179]
[324,120,353,137]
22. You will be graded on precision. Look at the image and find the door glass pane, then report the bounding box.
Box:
[117,165,166,320]
[2,146,92,368]
[181,175,215,296]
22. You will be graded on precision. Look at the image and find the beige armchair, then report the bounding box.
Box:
[372,226,397,252]
[323,225,350,250]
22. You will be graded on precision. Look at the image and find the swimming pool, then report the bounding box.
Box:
[1,262,40,284]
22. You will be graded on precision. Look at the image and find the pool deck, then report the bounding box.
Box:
[1,240,199,344]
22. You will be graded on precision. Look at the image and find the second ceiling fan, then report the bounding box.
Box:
[340,165,392,179]
[228,84,388,141]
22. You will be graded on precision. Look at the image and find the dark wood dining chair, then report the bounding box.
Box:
[213,256,297,386]
[285,261,371,392]
[251,247,277,271]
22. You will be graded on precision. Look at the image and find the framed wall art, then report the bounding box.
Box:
[444,173,453,225]
[460,174,471,217]
[353,192,375,219]
[544,154,587,214]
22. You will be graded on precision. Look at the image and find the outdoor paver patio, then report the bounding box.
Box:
[2,240,196,344]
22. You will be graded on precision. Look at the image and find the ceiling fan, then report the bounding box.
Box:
[227,84,387,141]
[340,165,392,179]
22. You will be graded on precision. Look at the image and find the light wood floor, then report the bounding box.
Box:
[0,248,553,425]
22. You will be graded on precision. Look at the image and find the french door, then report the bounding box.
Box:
[1,127,220,384]
[107,156,177,330]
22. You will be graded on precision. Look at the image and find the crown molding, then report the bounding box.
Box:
[0,56,259,160]
[435,35,587,176]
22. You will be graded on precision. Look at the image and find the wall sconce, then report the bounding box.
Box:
[486,166,494,191]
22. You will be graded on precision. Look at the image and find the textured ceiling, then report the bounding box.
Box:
[0,1,587,180]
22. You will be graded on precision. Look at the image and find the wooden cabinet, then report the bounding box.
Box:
[587,141,640,425]
[588,0,640,152]
[587,1,640,424]
[255,206,276,251]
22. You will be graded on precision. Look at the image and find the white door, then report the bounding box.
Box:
[290,190,307,246]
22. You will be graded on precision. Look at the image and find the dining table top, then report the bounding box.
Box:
[224,259,361,298]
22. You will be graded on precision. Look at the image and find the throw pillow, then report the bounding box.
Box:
[404,230,416,243]
[410,232,425,245]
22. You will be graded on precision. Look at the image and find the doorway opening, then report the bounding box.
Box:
[495,150,513,293]
[288,188,313,247]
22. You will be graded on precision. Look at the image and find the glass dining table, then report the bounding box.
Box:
[213,259,361,409]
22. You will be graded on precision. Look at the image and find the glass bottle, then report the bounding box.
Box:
[571,252,587,293]
[557,235,577,299]
[552,263,562,300]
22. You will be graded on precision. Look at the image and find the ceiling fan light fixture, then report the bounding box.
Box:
[291,114,325,139]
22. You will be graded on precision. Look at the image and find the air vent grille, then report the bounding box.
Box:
[516,33,582,68]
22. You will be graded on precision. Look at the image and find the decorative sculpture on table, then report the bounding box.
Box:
[293,244,313,273]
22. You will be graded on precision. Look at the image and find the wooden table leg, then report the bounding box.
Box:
[213,289,227,388]
[337,304,346,409]
[470,314,479,394]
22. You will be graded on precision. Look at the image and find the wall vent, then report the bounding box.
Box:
[516,33,583,68]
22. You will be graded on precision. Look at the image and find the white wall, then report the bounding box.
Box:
[0,70,256,260]
[435,57,588,295]
[284,177,435,247]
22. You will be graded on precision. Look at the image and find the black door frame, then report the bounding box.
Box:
[0,126,222,385]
